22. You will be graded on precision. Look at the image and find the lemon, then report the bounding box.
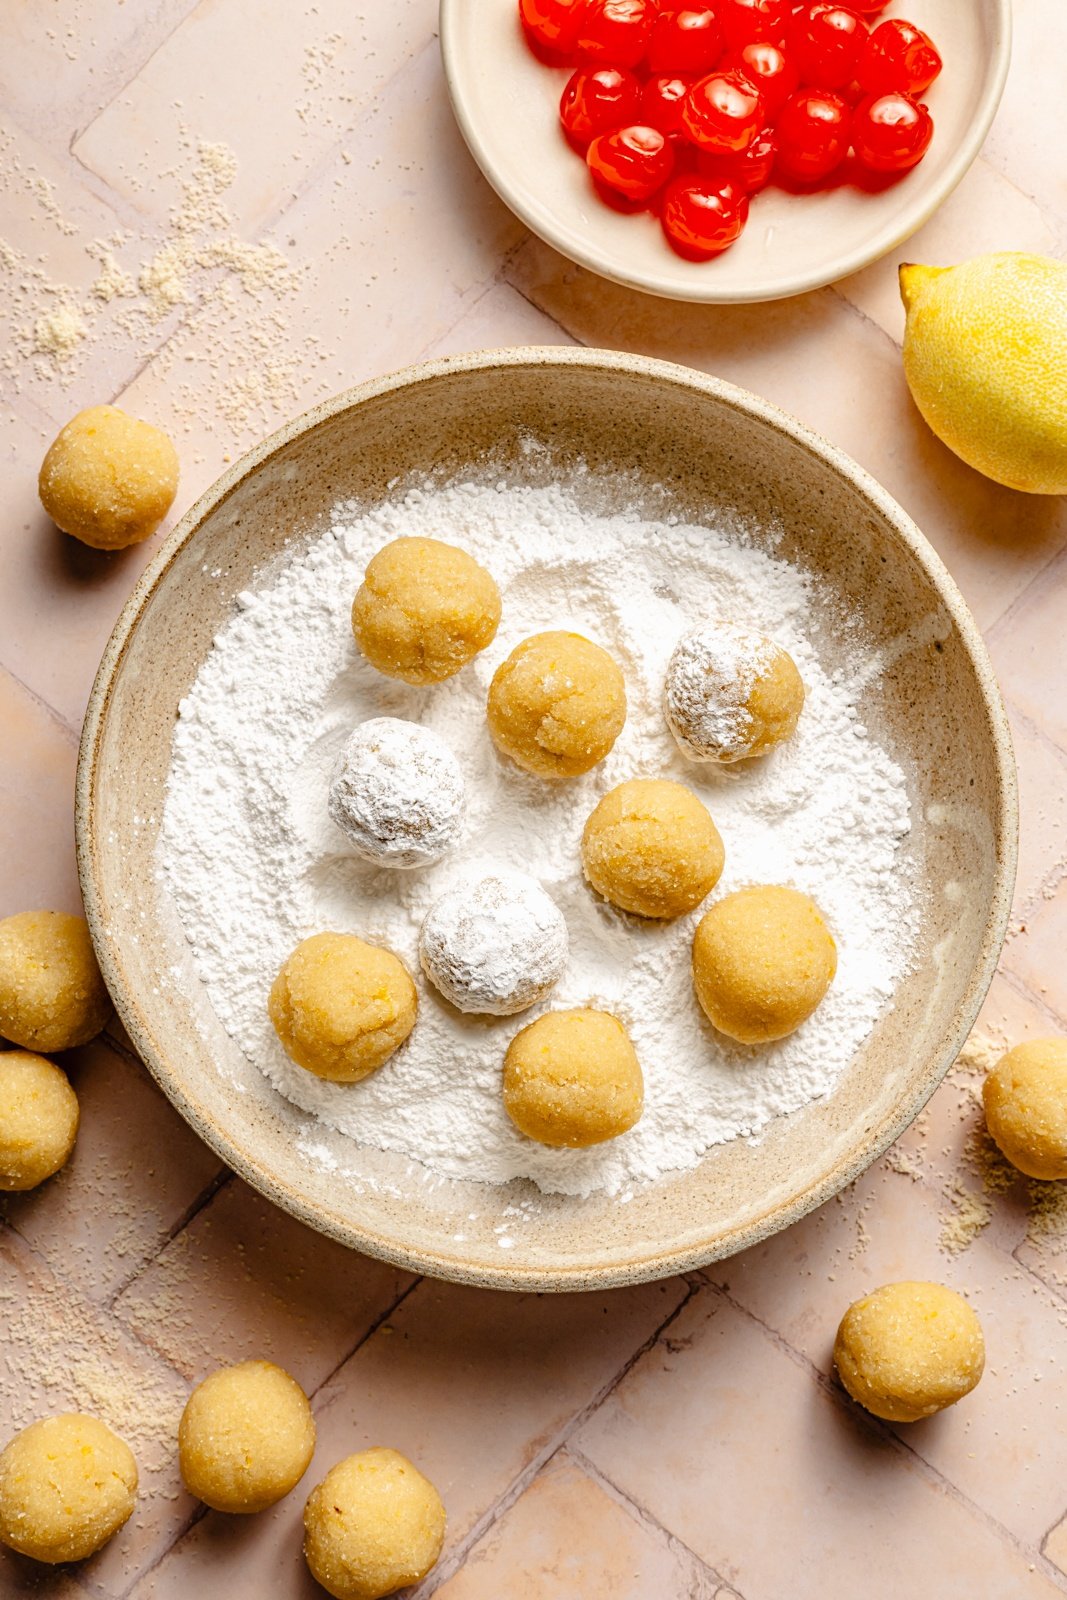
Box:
[899,252,1067,496]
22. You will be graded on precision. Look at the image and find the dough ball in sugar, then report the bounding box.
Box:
[503,1008,644,1148]
[328,718,465,869]
[0,1050,79,1191]
[581,777,725,919]
[269,933,417,1082]
[486,631,627,779]
[692,885,836,1044]
[983,1037,1067,1180]
[303,1447,446,1600]
[0,1414,137,1563]
[0,911,111,1053]
[419,871,568,1016]
[665,620,804,763]
[352,536,501,685]
[834,1281,985,1423]
[179,1360,315,1514]
[38,405,178,550]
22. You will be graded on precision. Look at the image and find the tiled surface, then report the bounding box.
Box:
[1,2,1066,1596]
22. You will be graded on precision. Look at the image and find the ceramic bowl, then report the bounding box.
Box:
[77,349,1016,1291]
[440,0,1011,303]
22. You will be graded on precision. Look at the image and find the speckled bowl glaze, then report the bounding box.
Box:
[441,0,1011,303]
[77,349,1016,1292]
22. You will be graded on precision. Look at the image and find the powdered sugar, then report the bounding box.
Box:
[665,621,776,762]
[328,717,465,868]
[160,471,919,1199]
[419,870,569,1016]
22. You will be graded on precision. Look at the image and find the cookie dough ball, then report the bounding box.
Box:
[39,405,179,551]
[665,621,805,763]
[983,1037,1067,1180]
[582,778,725,920]
[304,1448,446,1600]
[0,1414,137,1563]
[503,1008,644,1147]
[0,1051,79,1191]
[692,885,836,1044]
[329,718,465,869]
[352,537,501,686]
[179,1360,315,1514]
[269,933,417,1083]
[487,631,627,780]
[834,1281,985,1423]
[0,911,111,1052]
[419,871,568,1016]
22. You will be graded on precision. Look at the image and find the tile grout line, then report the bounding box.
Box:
[998,963,1067,1033]
[414,1276,703,1597]
[0,658,82,746]
[704,1278,1067,1593]
[66,0,206,167]
[565,1438,741,1595]
[308,1274,424,1407]
[104,1167,234,1311]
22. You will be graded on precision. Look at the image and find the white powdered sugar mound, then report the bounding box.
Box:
[160,472,919,1199]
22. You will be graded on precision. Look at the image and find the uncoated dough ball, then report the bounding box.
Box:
[352,536,501,685]
[692,885,836,1044]
[487,631,627,779]
[0,1051,79,1191]
[0,1413,138,1563]
[983,1037,1067,1180]
[581,778,725,919]
[39,405,179,550]
[834,1281,985,1423]
[269,933,417,1083]
[419,871,568,1016]
[328,717,465,869]
[0,911,111,1052]
[304,1447,446,1600]
[503,1008,644,1147]
[179,1360,315,1514]
[665,621,805,763]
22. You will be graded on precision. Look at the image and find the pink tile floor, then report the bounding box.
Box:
[2,2,1067,1595]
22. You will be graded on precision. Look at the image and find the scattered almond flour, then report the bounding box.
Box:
[0,128,305,441]
[876,1025,1067,1260]
[0,1255,186,1476]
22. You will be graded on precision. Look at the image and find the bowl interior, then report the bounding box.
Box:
[79,351,1014,1290]
[441,0,1010,303]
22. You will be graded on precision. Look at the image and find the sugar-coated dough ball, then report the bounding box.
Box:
[179,1360,315,1514]
[419,871,568,1016]
[983,1037,1067,1180]
[329,718,465,869]
[692,885,836,1044]
[39,405,179,550]
[0,1051,79,1191]
[834,1281,985,1423]
[303,1447,446,1600]
[269,933,417,1083]
[665,621,805,763]
[0,911,111,1052]
[0,1413,137,1563]
[503,1008,644,1147]
[487,631,627,779]
[582,778,725,919]
[352,537,501,685]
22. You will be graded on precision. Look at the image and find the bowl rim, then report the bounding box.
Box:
[439,0,1013,304]
[76,346,1018,1291]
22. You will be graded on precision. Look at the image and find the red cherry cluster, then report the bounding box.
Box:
[519,0,942,261]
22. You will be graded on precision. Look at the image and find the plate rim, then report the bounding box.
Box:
[439,0,1013,305]
[76,346,1019,1290]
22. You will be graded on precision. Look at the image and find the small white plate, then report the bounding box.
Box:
[441,0,1011,303]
